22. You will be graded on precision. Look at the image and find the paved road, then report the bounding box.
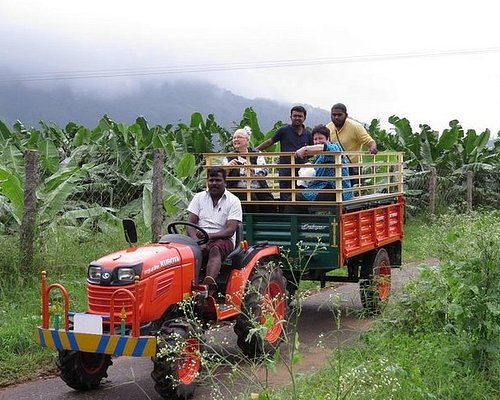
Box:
[0,264,422,400]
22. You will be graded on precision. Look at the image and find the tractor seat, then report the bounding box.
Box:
[225,222,245,269]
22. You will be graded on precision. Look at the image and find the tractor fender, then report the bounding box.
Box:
[224,245,280,308]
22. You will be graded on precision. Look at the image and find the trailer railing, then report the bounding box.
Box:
[203,151,404,206]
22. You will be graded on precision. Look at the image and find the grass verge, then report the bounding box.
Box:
[0,227,128,386]
[260,210,500,399]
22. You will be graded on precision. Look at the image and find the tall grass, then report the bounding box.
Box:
[0,226,130,386]
[265,210,500,399]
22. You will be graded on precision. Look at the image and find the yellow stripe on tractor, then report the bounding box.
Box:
[35,327,157,357]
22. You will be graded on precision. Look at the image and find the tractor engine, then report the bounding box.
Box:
[86,241,199,326]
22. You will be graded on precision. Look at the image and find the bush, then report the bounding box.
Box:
[383,211,500,377]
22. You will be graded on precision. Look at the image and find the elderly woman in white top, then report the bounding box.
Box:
[223,127,275,212]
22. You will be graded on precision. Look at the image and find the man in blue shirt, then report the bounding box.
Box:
[294,124,353,203]
[256,105,313,200]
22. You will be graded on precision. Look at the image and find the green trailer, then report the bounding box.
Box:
[204,150,405,311]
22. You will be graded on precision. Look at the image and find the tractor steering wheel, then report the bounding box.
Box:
[166,221,210,246]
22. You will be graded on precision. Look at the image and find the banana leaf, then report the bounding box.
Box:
[0,165,23,224]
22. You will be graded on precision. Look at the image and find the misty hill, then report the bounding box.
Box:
[0,79,330,132]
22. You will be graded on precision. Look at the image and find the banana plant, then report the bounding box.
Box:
[0,164,24,227]
[238,107,284,152]
[374,117,498,174]
[37,164,94,228]
[367,119,401,151]
[239,107,265,147]
[172,112,230,155]
[0,144,24,177]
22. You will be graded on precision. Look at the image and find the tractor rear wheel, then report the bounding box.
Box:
[57,350,112,390]
[360,248,391,313]
[234,262,289,358]
[151,319,202,400]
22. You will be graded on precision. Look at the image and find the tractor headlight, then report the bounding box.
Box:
[88,266,102,281]
[117,267,135,282]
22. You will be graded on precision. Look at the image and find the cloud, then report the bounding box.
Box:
[1,0,500,134]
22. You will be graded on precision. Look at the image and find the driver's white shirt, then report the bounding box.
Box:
[187,189,242,246]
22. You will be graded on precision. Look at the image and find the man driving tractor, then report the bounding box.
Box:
[186,167,243,291]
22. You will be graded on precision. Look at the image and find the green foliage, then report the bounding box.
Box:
[0,225,130,385]
[260,212,499,400]
[369,117,500,213]
[438,213,500,373]
[176,153,196,178]
[0,165,23,225]
[372,117,500,173]
[384,211,500,375]
[0,111,249,234]
[1,111,499,234]
[0,108,283,235]
[1,145,24,175]
[374,117,499,173]
[235,107,284,152]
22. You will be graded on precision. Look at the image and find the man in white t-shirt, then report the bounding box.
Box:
[187,167,242,289]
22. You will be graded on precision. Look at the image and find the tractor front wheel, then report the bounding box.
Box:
[360,247,391,313]
[234,262,289,358]
[151,319,202,400]
[57,350,112,390]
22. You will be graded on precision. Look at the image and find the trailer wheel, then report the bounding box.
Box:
[234,262,289,358]
[151,319,202,400]
[360,248,391,313]
[57,350,112,390]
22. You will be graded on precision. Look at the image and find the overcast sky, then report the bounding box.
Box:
[1,0,499,135]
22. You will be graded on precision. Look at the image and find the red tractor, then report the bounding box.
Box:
[36,220,289,399]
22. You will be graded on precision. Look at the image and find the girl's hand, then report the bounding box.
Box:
[295,146,307,158]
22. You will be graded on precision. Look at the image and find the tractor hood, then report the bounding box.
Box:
[88,244,182,285]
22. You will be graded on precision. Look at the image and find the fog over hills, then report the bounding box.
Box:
[0,79,330,132]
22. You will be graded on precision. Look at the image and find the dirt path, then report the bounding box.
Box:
[0,262,428,400]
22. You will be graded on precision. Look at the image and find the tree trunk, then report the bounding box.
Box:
[428,167,437,215]
[152,149,164,242]
[20,150,38,270]
[466,170,473,212]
